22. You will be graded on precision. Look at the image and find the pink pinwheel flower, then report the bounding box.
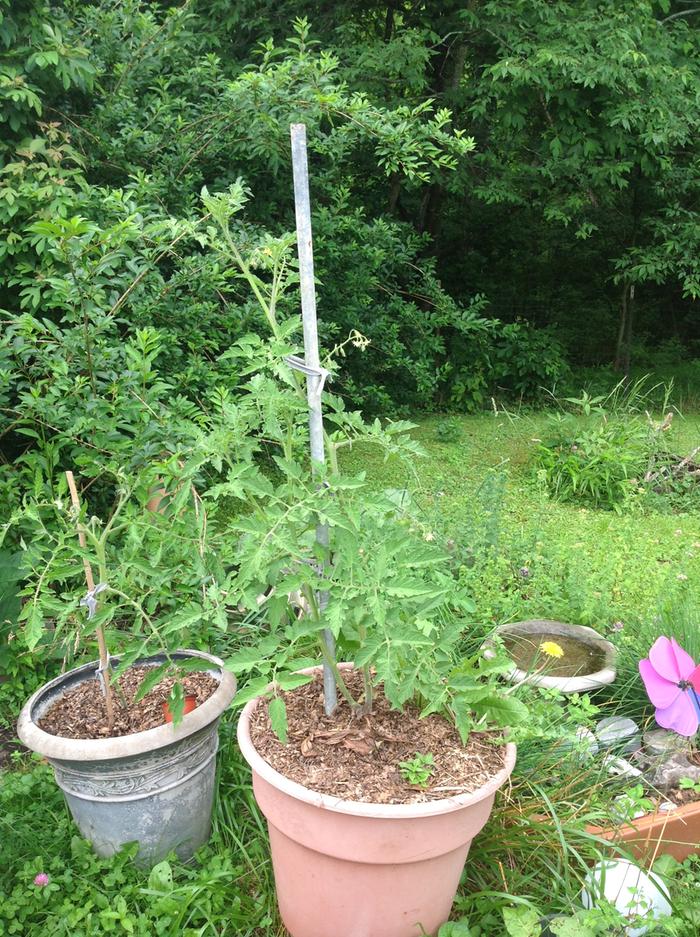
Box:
[639,636,700,737]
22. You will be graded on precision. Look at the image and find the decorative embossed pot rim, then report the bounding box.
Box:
[17,649,236,762]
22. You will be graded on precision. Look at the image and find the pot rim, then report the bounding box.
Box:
[490,619,617,691]
[17,649,236,762]
[236,665,517,820]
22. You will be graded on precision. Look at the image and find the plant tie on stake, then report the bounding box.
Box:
[79,582,111,695]
[80,582,108,619]
[95,650,112,696]
[284,355,331,406]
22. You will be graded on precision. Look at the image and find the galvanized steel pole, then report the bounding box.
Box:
[290,123,337,716]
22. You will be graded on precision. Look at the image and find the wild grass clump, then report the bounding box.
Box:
[532,379,700,512]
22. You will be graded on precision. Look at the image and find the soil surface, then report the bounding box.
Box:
[0,724,21,769]
[667,785,700,807]
[502,632,606,678]
[249,671,507,804]
[38,667,219,739]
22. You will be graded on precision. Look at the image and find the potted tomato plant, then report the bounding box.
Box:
[196,177,527,936]
[229,483,522,937]
[11,463,236,866]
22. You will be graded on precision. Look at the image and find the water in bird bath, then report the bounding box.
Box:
[502,631,606,678]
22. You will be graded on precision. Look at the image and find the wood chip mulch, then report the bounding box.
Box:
[665,751,700,807]
[249,671,507,804]
[38,667,218,740]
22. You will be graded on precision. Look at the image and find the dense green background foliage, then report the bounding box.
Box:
[4,0,699,447]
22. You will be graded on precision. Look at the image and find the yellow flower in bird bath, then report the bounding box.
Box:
[540,640,564,659]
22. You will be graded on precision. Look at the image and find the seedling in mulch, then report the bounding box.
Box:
[399,753,436,788]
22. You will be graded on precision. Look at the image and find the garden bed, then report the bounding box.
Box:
[590,799,700,863]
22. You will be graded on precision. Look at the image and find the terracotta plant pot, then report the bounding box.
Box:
[588,800,700,863]
[237,666,517,937]
[162,695,197,723]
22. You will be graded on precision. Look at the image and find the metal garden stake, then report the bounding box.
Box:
[65,470,115,730]
[288,123,337,716]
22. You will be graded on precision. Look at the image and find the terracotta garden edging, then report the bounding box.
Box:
[588,799,700,862]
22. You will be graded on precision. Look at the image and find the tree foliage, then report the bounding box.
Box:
[2,0,700,515]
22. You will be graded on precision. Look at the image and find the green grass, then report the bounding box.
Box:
[0,723,279,937]
[2,410,700,935]
[344,411,700,629]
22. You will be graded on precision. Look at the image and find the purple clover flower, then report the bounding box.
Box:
[33,873,49,887]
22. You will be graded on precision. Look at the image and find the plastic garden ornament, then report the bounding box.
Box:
[639,636,700,737]
[582,859,671,936]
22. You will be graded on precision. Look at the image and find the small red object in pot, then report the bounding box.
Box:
[162,695,197,723]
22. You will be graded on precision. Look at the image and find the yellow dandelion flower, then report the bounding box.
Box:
[540,640,564,659]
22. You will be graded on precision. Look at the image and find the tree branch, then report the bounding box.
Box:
[661,7,700,23]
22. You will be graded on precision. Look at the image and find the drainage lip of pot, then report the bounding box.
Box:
[17,648,237,761]
[237,664,517,819]
[485,620,617,694]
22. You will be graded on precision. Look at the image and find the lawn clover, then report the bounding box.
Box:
[33,873,49,887]
[639,637,700,737]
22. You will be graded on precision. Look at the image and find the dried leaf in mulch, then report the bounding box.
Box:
[667,786,700,807]
[37,667,218,740]
[249,670,507,805]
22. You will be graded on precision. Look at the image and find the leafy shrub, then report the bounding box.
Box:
[491,323,570,402]
[0,10,571,433]
[445,318,569,413]
[434,417,463,443]
[534,412,653,511]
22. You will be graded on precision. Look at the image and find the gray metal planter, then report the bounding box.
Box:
[17,649,236,867]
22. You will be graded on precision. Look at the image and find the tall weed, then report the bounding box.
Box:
[533,379,698,512]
